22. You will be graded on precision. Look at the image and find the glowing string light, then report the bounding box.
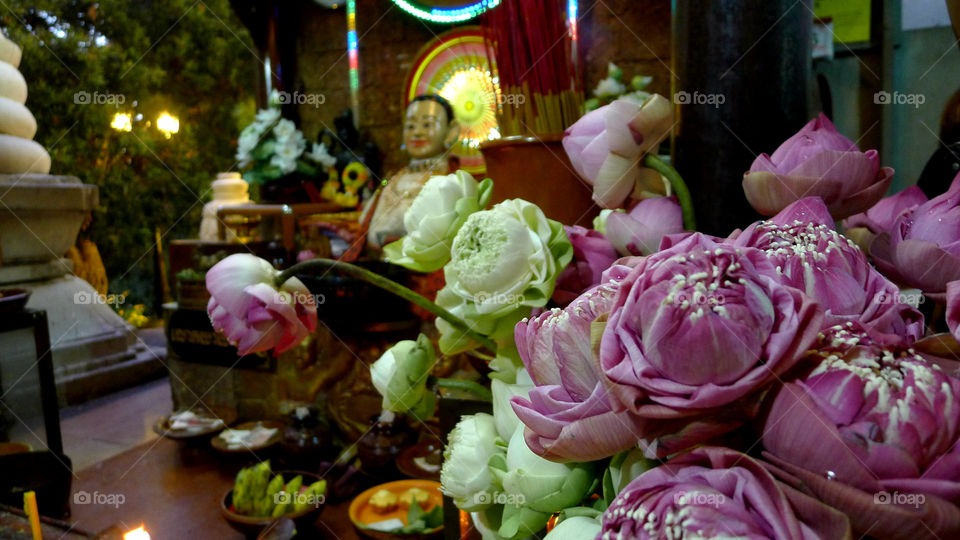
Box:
[568,0,578,44]
[347,0,359,125]
[390,0,500,24]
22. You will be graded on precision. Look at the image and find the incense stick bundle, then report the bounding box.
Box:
[482,0,583,137]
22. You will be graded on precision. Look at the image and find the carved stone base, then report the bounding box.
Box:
[0,173,97,264]
[16,274,165,405]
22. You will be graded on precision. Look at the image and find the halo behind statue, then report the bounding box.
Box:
[404,26,500,175]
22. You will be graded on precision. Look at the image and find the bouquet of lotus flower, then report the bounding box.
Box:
[205,95,960,540]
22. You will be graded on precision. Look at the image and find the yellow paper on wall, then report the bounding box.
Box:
[814,0,871,44]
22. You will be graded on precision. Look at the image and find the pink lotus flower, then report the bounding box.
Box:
[206,254,317,355]
[513,264,647,462]
[604,195,684,256]
[842,185,927,253]
[562,95,673,208]
[949,280,960,342]
[599,233,824,456]
[551,225,618,306]
[870,173,960,300]
[599,446,852,540]
[843,185,927,235]
[732,197,924,343]
[761,323,960,539]
[742,113,893,219]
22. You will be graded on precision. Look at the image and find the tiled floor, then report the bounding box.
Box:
[60,377,172,471]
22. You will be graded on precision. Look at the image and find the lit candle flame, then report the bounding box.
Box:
[124,525,150,540]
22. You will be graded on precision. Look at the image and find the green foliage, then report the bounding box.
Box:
[174,268,205,281]
[2,0,257,312]
[401,499,444,533]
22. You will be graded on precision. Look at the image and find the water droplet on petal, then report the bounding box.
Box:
[825,470,837,481]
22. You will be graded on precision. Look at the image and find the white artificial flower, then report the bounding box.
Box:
[305,142,337,169]
[440,413,503,511]
[255,107,281,126]
[594,76,626,98]
[268,88,282,107]
[269,154,297,175]
[275,135,305,160]
[270,139,301,174]
[237,130,258,154]
[240,122,263,139]
[273,118,298,141]
[236,123,264,166]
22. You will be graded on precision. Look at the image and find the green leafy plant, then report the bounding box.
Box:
[174,268,206,282]
[2,0,257,313]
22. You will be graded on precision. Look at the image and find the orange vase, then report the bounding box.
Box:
[480,135,598,226]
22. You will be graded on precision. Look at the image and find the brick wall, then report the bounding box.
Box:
[294,0,671,176]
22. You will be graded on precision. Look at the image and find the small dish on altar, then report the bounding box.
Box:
[396,439,442,481]
[212,420,284,453]
[349,479,444,539]
[152,407,237,439]
[221,470,326,537]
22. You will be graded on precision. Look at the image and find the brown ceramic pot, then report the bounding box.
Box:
[480,135,598,226]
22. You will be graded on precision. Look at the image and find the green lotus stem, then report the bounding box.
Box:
[644,153,697,231]
[277,258,498,352]
[436,377,493,402]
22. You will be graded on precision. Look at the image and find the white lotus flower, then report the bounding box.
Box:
[370,333,436,420]
[543,516,602,540]
[484,425,595,537]
[434,199,572,353]
[491,368,534,441]
[383,171,493,272]
[440,413,503,511]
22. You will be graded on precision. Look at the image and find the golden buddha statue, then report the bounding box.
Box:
[363,95,460,251]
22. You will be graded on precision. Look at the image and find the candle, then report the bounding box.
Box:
[23,491,41,540]
[124,525,151,540]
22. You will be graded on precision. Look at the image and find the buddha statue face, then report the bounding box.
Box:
[403,97,460,160]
